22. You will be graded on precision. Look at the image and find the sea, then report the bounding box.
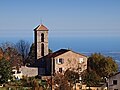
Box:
[1,33,120,70]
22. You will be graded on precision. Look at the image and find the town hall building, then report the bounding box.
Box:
[34,23,88,76]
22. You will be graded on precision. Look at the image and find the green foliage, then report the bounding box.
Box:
[88,53,118,77]
[83,53,118,86]
[8,76,47,89]
[27,43,53,65]
[49,49,53,53]
[27,43,35,65]
[53,69,79,90]
[64,69,79,84]
[53,72,71,90]
[82,70,101,86]
[0,58,12,84]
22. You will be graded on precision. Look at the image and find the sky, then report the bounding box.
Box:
[0,0,120,52]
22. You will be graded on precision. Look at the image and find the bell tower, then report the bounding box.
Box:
[34,24,49,59]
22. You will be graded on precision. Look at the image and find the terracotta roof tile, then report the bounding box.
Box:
[34,24,48,31]
[48,49,70,58]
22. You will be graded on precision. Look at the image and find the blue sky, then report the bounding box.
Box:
[0,0,120,52]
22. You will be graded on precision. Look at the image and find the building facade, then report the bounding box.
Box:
[52,49,87,74]
[42,49,87,75]
[108,72,120,90]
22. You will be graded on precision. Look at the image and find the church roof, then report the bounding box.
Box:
[34,24,48,31]
[48,49,70,58]
[45,49,87,58]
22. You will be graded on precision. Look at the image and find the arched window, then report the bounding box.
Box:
[41,33,44,42]
[41,43,44,56]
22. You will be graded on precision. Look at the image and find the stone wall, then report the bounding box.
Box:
[54,51,87,73]
[21,66,38,77]
[36,31,48,59]
[108,73,120,90]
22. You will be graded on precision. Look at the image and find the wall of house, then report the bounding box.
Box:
[21,66,38,77]
[54,51,87,73]
[108,73,120,90]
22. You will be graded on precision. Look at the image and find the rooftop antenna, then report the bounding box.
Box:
[40,18,43,25]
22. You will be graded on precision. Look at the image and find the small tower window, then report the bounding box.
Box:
[41,43,44,56]
[59,68,62,73]
[41,33,44,42]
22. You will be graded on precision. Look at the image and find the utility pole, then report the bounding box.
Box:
[51,57,53,90]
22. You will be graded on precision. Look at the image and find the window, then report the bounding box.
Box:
[56,58,64,64]
[59,68,62,73]
[79,58,84,63]
[17,71,21,74]
[12,71,15,74]
[113,80,117,85]
[41,33,44,42]
[59,58,63,64]
[41,43,44,56]
[79,67,82,71]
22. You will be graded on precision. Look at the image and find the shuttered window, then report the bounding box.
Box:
[56,58,64,64]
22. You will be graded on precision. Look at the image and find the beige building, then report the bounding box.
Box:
[33,24,87,76]
[108,72,120,90]
[38,49,87,76]
[51,49,87,74]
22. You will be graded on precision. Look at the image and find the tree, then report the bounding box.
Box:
[27,43,35,65]
[64,69,79,85]
[49,49,53,53]
[4,47,22,67]
[0,42,14,51]
[53,69,79,90]
[53,73,71,90]
[0,47,3,60]
[0,42,22,67]
[81,69,101,87]
[0,58,12,84]
[88,53,118,78]
[81,53,118,87]
[27,43,53,65]
[16,40,30,65]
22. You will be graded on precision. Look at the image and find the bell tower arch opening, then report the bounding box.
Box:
[41,43,44,56]
[41,33,44,42]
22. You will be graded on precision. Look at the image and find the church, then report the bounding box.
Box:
[33,23,88,76]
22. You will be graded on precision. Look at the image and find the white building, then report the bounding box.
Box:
[12,68,23,80]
